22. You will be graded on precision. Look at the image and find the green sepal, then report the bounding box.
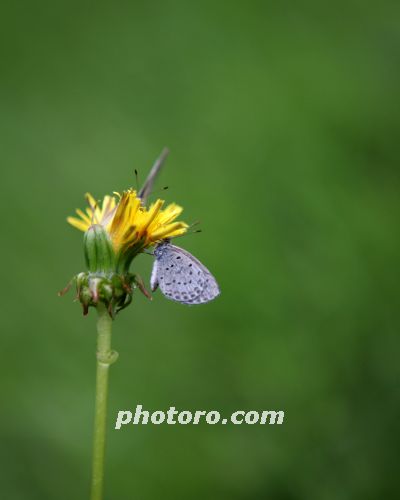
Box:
[59,270,153,317]
[72,271,135,317]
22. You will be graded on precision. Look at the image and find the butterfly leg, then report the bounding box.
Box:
[134,274,153,300]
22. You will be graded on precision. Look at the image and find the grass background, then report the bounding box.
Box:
[1,1,399,499]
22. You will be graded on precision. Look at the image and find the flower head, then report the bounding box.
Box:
[64,185,188,316]
[68,189,188,271]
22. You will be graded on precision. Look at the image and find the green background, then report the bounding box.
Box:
[2,2,399,499]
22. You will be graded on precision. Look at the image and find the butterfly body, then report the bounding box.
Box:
[150,241,220,305]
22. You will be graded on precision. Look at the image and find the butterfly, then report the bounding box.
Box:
[150,240,220,305]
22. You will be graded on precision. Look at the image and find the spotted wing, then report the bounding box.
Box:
[153,244,220,305]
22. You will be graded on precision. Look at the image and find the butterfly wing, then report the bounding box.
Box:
[152,244,220,305]
[138,148,169,205]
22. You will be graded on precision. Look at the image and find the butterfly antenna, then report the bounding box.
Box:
[138,147,170,206]
[134,169,140,191]
[149,185,169,198]
[187,220,202,235]
[171,222,202,241]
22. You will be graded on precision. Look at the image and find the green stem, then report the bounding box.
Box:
[90,304,118,500]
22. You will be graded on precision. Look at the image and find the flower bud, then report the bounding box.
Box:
[74,271,135,317]
[83,224,115,273]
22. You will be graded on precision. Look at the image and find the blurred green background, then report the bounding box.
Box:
[1,1,399,499]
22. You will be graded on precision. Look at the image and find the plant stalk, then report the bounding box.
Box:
[90,304,118,500]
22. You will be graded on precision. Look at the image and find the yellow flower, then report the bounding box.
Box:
[67,193,117,232]
[67,189,188,269]
[63,149,190,315]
